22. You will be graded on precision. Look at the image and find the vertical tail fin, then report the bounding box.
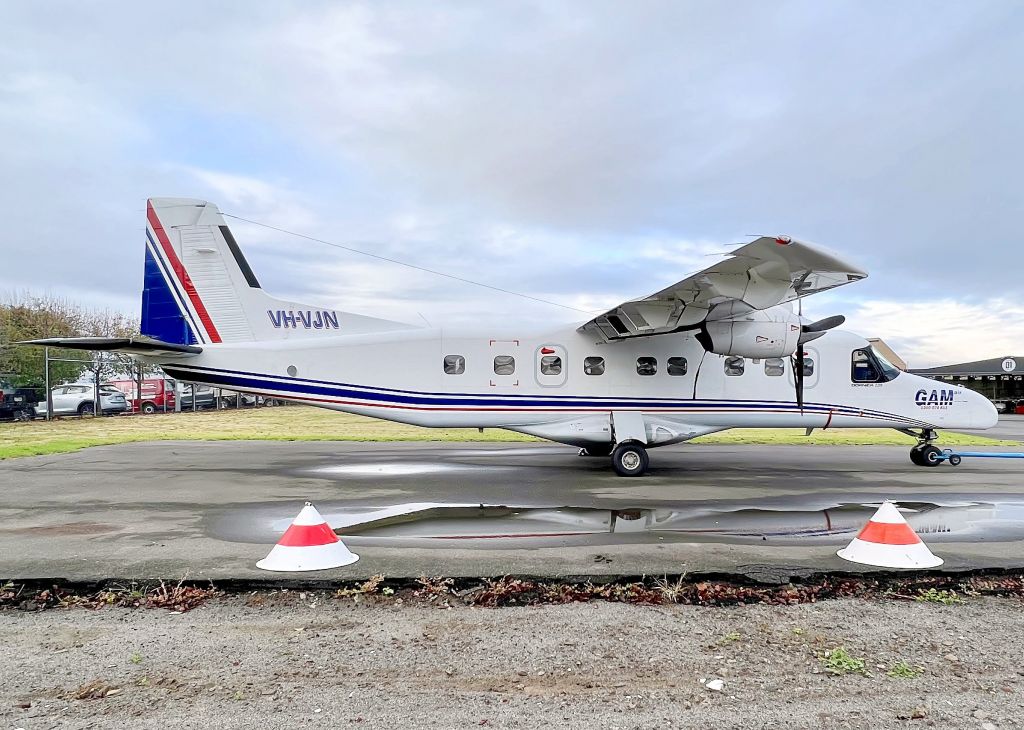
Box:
[142,198,412,344]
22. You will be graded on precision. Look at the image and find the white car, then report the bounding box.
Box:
[50,384,129,416]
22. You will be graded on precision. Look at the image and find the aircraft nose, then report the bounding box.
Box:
[969,389,999,429]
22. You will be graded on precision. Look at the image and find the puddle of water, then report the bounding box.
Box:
[210,495,1024,548]
[309,463,492,477]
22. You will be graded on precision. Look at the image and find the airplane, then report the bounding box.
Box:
[26,197,999,476]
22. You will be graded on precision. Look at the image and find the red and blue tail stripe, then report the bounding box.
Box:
[141,201,221,345]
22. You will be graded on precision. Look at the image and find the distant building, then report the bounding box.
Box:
[866,338,907,371]
[911,356,1023,412]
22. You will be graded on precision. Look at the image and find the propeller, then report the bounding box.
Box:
[790,308,845,413]
[799,314,846,343]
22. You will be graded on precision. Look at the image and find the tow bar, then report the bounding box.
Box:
[937,449,1024,467]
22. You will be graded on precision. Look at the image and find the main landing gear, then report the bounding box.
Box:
[611,441,649,477]
[907,428,943,467]
[579,440,652,476]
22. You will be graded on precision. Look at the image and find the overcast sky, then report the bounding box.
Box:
[2,1,1022,366]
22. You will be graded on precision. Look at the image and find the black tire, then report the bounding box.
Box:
[78,402,95,417]
[948,454,962,466]
[580,444,613,457]
[220,397,234,409]
[921,445,943,467]
[140,402,157,415]
[909,447,924,466]
[611,441,649,477]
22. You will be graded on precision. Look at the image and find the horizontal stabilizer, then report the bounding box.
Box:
[19,336,202,356]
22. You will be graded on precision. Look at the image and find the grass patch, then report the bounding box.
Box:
[886,660,924,679]
[0,405,1013,460]
[914,588,964,605]
[821,646,868,676]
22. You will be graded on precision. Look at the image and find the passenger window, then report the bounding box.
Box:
[540,356,562,375]
[765,358,785,377]
[802,358,814,377]
[493,355,515,376]
[725,357,745,376]
[584,356,605,376]
[443,355,465,375]
[851,349,880,382]
[667,357,688,376]
[636,357,657,376]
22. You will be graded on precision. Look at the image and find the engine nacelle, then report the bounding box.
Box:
[699,315,802,359]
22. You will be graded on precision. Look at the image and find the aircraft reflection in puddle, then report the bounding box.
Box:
[215,497,1024,548]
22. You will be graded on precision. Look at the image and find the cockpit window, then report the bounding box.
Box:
[852,347,901,383]
[871,345,902,380]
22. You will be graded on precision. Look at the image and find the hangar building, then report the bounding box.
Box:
[911,356,1024,413]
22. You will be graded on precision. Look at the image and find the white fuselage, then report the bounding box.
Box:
[150,324,998,448]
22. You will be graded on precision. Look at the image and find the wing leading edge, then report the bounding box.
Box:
[578,236,867,341]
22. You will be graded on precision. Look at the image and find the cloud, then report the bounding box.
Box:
[0,1,1021,366]
[845,298,1024,368]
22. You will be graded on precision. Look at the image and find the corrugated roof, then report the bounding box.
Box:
[912,356,1023,375]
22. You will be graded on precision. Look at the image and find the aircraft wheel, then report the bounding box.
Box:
[920,445,943,467]
[909,447,925,466]
[611,441,649,477]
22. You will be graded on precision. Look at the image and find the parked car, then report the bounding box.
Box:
[50,384,128,416]
[177,383,217,410]
[106,378,177,414]
[0,381,40,421]
[217,389,279,408]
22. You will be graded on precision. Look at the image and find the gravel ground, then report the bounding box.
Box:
[2,595,1022,729]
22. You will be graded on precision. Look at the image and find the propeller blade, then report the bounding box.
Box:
[794,348,805,413]
[802,314,845,333]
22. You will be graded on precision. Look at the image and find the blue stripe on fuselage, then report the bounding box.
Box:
[161,364,927,425]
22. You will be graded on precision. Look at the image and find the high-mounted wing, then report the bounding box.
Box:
[579,236,867,341]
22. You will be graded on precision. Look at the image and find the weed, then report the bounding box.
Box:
[792,628,805,635]
[915,588,963,605]
[137,676,150,687]
[720,631,742,644]
[887,660,924,679]
[654,574,688,603]
[334,574,389,599]
[144,578,219,612]
[129,652,143,665]
[821,647,868,676]
[414,575,455,600]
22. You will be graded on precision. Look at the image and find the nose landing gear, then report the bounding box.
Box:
[907,429,942,467]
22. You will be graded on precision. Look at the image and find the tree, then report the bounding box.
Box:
[0,293,89,389]
[0,293,151,394]
[79,308,145,385]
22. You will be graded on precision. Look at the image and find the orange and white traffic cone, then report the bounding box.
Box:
[257,502,359,571]
[837,501,942,568]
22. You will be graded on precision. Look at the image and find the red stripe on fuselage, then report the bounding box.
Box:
[277,522,340,547]
[146,201,222,343]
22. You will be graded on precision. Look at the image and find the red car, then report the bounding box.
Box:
[106,378,177,414]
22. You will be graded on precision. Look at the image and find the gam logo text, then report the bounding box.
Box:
[267,310,340,329]
[915,388,956,407]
